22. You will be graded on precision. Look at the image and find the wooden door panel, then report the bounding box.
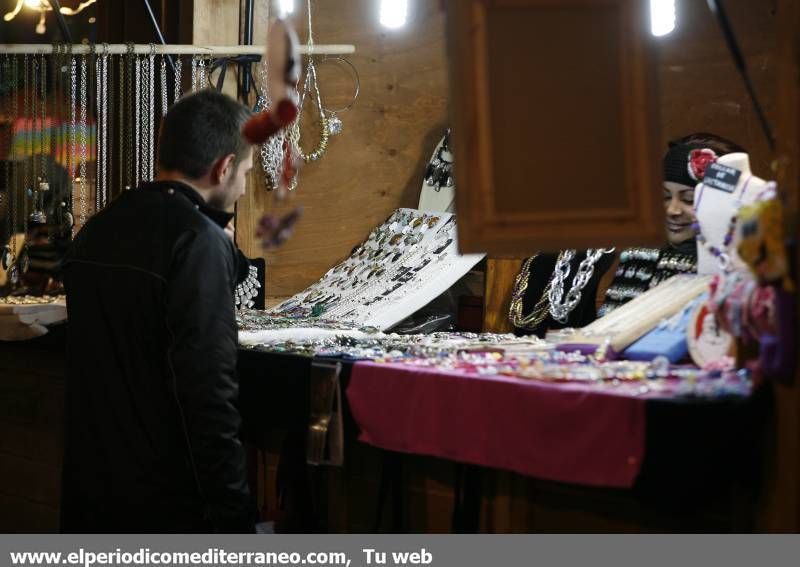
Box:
[446,0,663,253]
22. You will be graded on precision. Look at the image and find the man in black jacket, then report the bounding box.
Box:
[61,89,256,533]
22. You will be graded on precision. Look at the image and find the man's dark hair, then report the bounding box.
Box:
[157,89,252,179]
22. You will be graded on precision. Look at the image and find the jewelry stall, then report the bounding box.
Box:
[1,0,800,533]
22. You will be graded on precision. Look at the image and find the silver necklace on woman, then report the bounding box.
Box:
[548,248,615,323]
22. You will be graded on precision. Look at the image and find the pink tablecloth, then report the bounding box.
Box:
[346,362,647,488]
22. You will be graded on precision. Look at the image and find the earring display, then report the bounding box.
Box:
[424,129,454,191]
[265,209,484,331]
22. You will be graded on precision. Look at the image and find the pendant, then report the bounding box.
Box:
[18,249,30,274]
[7,264,19,286]
[1,245,12,270]
[29,210,47,224]
[63,211,75,230]
[327,113,343,136]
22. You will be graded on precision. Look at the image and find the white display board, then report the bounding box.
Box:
[267,209,484,331]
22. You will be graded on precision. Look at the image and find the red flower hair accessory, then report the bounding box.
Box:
[687,148,718,181]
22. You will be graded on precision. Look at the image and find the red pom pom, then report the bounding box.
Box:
[241,99,299,144]
[688,148,718,181]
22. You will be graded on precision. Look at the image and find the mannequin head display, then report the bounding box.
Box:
[691,151,773,275]
[661,133,745,251]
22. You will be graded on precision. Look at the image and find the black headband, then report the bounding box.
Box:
[663,143,719,187]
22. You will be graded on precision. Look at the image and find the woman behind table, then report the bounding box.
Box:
[598,132,746,316]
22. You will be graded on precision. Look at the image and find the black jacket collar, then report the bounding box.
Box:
[140,180,235,229]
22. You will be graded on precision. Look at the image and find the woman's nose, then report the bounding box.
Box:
[666,196,684,217]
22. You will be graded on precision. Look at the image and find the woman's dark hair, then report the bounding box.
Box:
[157,88,252,179]
[668,132,746,156]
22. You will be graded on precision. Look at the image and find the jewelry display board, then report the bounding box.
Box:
[0,295,66,340]
[266,208,485,331]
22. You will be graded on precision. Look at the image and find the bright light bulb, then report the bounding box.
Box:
[278,0,294,17]
[650,0,676,37]
[24,0,44,8]
[380,0,408,29]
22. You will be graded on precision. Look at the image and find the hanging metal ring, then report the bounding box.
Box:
[316,56,360,114]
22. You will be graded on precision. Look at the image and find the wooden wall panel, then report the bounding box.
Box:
[231,0,450,300]
[657,0,777,176]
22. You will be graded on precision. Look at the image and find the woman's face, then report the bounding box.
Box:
[663,181,696,246]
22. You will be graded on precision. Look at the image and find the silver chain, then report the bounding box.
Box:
[198,56,206,89]
[134,55,141,188]
[140,55,149,182]
[160,55,168,116]
[257,60,284,189]
[148,48,156,180]
[98,46,109,209]
[174,56,182,101]
[69,54,76,234]
[95,47,103,211]
[548,248,615,323]
[78,53,88,227]
[190,56,197,91]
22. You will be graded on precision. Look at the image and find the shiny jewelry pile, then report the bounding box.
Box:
[0,294,65,305]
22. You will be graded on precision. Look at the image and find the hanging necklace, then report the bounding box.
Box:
[548,248,614,323]
[174,55,182,102]
[68,50,77,233]
[124,43,135,189]
[32,51,47,223]
[119,48,126,190]
[316,56,359,137]
[198,55,207,89]
[6,56,20,284]
[133,53,141,188]
[693,176,752,271]
[292,59,329,163]
[2,55,13,272]
[190,55,198,92]
[77,51,88,228]
[289,0,330,167]
[147,45,156,180]
[96,44,109,210]
[160,54,168,117]
[31,56,38,206]
[255,59,284,190]
[22,54,31,235]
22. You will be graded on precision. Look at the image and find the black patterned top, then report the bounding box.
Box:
[598,245,697,317]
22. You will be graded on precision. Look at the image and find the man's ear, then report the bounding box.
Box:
[210,153,236,184]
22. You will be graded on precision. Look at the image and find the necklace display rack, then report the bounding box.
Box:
[253,209,485,339]
[0,41,354,293]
